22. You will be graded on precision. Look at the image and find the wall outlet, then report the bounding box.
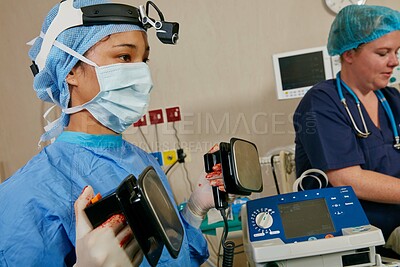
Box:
[166,106,181,122]
[133,115,147,127]
[149,109,164,124]
[162,150,177,166]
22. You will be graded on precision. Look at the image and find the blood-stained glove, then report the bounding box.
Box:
[183,145,226,227]
[74,186,143,267]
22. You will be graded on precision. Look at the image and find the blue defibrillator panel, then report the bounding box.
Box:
[246,186,369,243]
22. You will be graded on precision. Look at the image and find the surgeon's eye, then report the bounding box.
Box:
[119,54,132,62]
[376,50,389,57]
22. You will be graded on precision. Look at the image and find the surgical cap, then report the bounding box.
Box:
[29,0,145,141]
[327,5,400,56]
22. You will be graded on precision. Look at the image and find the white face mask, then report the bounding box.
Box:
[62,50,153,133]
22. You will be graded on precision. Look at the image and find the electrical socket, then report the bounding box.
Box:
[149,109,164,124]
[133,115,147,127]
[166,106,181,122]
[162,150,177,166]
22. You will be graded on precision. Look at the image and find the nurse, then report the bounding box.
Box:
[0,0,215,266]
[293,5,400,257]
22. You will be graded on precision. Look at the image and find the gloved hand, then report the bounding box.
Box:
[385,226,400,254]
[186,144,225,219]
[74,186,143,267]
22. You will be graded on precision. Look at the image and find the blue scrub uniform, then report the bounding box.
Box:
[294,79,400,240]
[0,131,209,267]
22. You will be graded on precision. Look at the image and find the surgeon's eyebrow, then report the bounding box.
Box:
[113,43,150,52]
[113,43,136,50]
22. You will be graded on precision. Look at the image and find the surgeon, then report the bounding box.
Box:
[0,0,217,266]
[293,5,400,257]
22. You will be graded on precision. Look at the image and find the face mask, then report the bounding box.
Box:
[63,54,153,133]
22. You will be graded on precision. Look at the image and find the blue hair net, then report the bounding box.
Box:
[327,5,400,56]
[29,0,145,142]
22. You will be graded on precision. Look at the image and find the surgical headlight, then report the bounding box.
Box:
[30,0,179,76]
[140,1,179,45]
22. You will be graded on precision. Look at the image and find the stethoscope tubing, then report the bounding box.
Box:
[336,73,371,138]
[336,72,400,149]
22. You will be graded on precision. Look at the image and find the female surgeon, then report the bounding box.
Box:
[293,5,400,257]
[0,0,217,266]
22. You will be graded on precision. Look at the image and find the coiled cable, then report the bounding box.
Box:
[220,209,234,267]
[292,168,328,192]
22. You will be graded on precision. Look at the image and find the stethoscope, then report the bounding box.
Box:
[336,72,400,149]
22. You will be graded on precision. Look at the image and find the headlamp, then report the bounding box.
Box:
[30,0,179,76]
[139,2,179,45]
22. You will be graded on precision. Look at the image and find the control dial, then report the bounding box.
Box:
[255,211,273,229]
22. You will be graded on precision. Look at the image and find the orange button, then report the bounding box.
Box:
[90,193,102,204]
[325,234,334,239]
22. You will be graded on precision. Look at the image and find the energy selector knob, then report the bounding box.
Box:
[255,212,273,229]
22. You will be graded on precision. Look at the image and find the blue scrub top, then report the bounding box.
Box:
[0,131,209,266]
[294,79,400,239]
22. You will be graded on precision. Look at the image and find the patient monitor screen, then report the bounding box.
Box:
[278,51,326,90]
[278,198,335,239]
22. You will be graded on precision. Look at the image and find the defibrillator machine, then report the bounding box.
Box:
[242,186,385,267]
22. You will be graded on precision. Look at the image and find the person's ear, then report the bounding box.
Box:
[66,66,79,86]
[341,50,355,64]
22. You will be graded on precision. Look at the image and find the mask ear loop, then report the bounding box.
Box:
[53,39,100,116]
[28,32,99,144]
[52,40,98,67]
[292,169,328,192]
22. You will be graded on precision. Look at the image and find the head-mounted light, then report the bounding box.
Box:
[139,1,179,45]
[30,0,179,76]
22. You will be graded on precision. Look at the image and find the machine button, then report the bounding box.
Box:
[255,212,273,229]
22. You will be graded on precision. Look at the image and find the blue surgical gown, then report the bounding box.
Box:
[0,131,209,266]
[294,79,400,240]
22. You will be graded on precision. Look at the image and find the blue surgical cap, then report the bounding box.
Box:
[29,0,145,141]
[327,5,400,56]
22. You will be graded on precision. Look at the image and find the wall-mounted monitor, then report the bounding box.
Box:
[272,46,335,100]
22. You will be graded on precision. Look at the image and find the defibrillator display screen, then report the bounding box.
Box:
[278,198,335,239]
